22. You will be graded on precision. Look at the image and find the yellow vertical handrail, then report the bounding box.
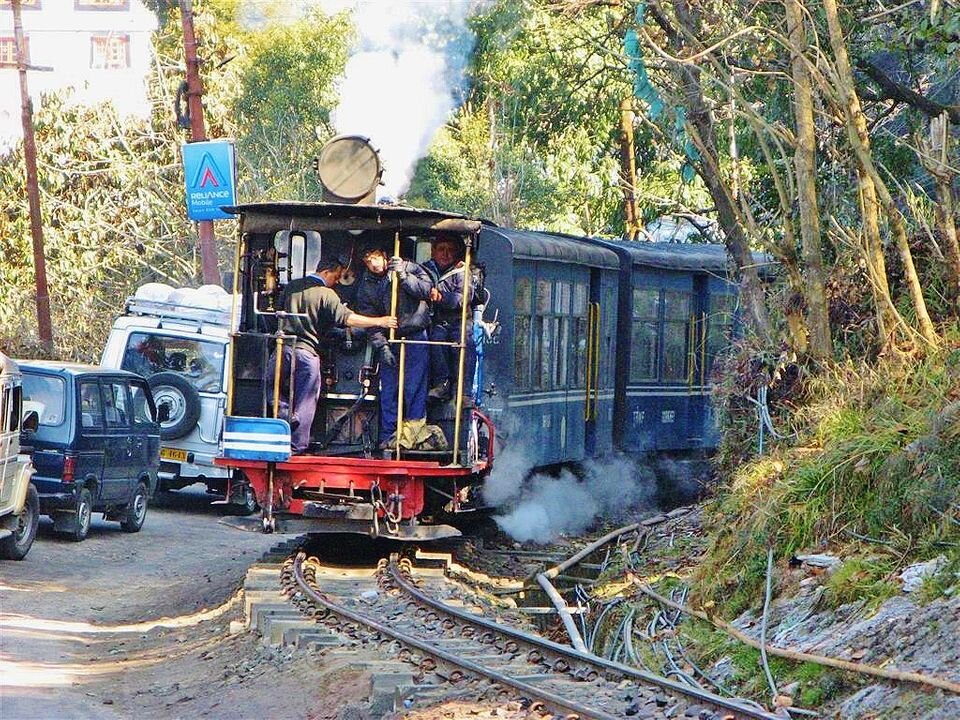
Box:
[390,232,402,455]
[700,311,708,387]
[451,235,474,466]
[271,336,284,419]
[591,302,601,420]
[583,302,595,421]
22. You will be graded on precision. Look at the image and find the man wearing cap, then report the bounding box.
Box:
[356,247,433,448]
[423,236,476,402]
[277,256,396,454]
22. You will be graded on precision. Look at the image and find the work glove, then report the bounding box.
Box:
[387,256,407,279]
[379,345,397,368]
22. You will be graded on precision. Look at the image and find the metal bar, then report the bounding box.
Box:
[271,336,284,418]
[387,339,461,347]
[451,235,474,466]
[592,303,601,419]
[387,560,781,720]
[584,302,595,421]
[687,314,696,391]
[225,238,244,415]
[700,311,708,386]
[395,342,406,461]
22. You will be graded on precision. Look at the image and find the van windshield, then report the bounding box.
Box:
[21,373,66,427]
[121,332,224,393]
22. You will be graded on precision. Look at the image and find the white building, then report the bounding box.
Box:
[0,0,156,149]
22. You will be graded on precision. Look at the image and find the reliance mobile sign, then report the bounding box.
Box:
[182,140,237,221]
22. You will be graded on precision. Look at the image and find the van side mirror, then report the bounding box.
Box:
[156,403,171,423]
[22,410,39,434]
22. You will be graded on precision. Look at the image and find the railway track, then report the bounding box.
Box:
[278,551,784,720]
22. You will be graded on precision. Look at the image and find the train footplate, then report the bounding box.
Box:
[218,513,461,541]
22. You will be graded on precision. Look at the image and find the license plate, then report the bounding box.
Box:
[160,447,188,463]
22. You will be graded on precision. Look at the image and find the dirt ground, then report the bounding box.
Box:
[0,487,291,719]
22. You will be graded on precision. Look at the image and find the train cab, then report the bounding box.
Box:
[216,202,496,540]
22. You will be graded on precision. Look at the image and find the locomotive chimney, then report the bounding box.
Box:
[314,134,383,205]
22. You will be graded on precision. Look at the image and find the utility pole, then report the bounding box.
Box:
[179,0,219,285]
[13,0,53,350]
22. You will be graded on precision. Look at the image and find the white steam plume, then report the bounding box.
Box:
[322,0,489,198]
[485,453,657,545]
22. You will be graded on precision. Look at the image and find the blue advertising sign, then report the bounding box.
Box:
[182,140,237,221]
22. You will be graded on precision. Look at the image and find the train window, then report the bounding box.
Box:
[274,231,321,283]
[662,291,692,381]
[572,283,588,388]
[515,278,533,313]
[514,279,533,390]
[630,288,659,381]
[706,293,737,378]
[536,280,552,314]
[555,282,571,387]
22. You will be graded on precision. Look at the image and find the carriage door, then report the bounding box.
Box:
[585,269,616,456]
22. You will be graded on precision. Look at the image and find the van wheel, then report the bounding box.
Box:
[66,488,93,542]
[148,372,201,440]
[121,482,148,533]
[0,484,39,560]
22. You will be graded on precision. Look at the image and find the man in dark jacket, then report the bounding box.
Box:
[356,247,433,447]
[423,236,475,402]
[277,257,395,453]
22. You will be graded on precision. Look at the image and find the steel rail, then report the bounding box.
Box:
[387,559,781,720]
[290,553,620,720]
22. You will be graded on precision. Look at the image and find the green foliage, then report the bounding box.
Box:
[697,338,960,615]
[409,0,647,233]
[0,93,203,360]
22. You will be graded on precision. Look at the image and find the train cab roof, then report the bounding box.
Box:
[481,227,620,269]
[223,201,490,237]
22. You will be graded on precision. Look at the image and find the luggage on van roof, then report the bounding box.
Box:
[124,283,234,328]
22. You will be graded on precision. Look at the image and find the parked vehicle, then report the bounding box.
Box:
[18,361,161,541]
[0,353,39,560]
[100,284,255,513]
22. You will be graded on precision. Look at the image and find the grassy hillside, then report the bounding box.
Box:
[696,335,960,614]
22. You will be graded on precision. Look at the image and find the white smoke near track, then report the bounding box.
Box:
[484,452,657,545]
[320,0,490,197]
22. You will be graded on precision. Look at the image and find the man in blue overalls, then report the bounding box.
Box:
[356,247,433,448]
[423,236,475,402]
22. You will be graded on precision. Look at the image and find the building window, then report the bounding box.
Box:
[76,0,129,9]
[90,34,129,69]
[0,36,28,68]
[0,0,41,8]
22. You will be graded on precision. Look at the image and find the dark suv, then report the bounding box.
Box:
[18,361,161,541]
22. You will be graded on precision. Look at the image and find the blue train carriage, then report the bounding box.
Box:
[216,201,496,539]
[477,228,621,468]
[587,240,743,460]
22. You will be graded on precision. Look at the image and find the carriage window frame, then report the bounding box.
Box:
[534,280,554,390]
[513,278,533,390]
[661,290,692,382]
[630,288,660,382]
[554,281,571,388]
[571,283,588,389]
[705,292,737,380]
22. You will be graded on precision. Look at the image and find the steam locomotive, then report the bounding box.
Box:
[215,136,751,540]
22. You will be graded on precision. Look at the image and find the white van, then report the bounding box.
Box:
[101,284,255,513]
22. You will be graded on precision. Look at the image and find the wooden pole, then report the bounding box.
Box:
[12,0,53,351]
[179,0,219,285]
